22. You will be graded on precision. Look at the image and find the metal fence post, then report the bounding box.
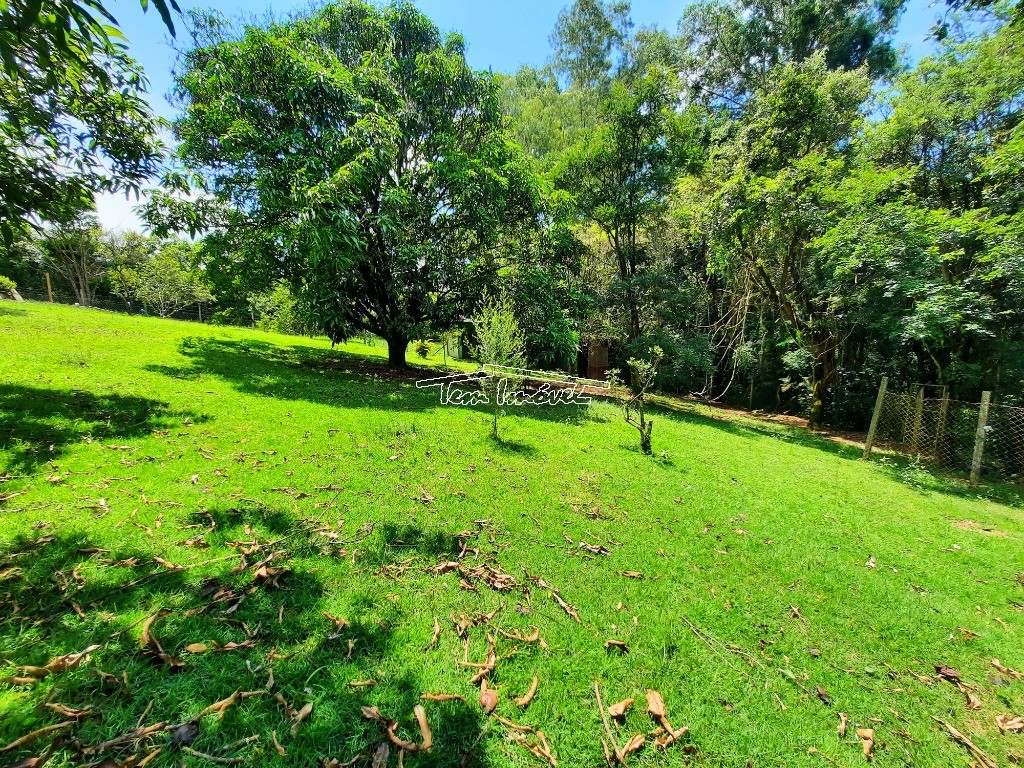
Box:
[970,391,992,484]
[864,376,888,458]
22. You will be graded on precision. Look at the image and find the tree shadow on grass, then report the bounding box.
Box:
[0,383,208,475]
[0,524,498,767]
[146,336,601,427]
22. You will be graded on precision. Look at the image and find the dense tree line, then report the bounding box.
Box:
[2,0,1021,429]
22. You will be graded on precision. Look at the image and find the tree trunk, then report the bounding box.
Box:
[387,334,408,369]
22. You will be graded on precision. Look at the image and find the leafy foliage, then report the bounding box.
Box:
[159,1,540,367]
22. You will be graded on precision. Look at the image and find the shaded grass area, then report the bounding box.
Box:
[1,301,1023,767]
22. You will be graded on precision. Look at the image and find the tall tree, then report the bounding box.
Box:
[0,0,175,243]
[677,0,903,106]
[38,212,106,306]
[158,1,538,366]
[555,68,697,343]
[550,0,633,89]
[684,55,872,428]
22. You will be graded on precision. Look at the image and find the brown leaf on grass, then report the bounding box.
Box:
[551,591,580,623]
[496,626,541,644]
[621,734,645,756]
[837,712,849,738]
[252,564,288,589]
[604,640,629,654]
[272,730,286,757]
[815,686,832,706]
[579,541,611,555]
[1,677,38,686]
[515,677,539,708]
[479,680,498,715]
[41,703,93,720]
[469,634,497,686]
[932,717,997,768]
[184,643,208,654]
[427,616,441,649]
[0,722,74,753]
[510,731,557,768]
[997,714,1024,732]
[153,557,182,571]
[855,728,874,761]
[419,693,463,702]
[413,705,433,750]
[934,664,961,683]
[139,611,185,670]
[290,702,313,735]
[992,659,1024,679]
[15,645,101,683]
[645,690,667,719]
[616,571,644,579]
[324,613,350,639]
[494,714,535,733]
[81,722,166,756]
[608,698,634,719]
[201,690,240,720]
[362,705,432,753]
[965,692,982,710]
[348,680,377,688]
[653,725,689,750]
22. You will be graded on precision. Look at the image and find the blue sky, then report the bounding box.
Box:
[96,0,942,230]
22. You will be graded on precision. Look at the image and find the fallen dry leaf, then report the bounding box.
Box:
[420,693,463,702]
[272,730,286,756]
[605,639,629,654]
[856,728,874,761]
[997,714,1024,732]
[992,659,1024,679]
[608,698,634,719]
[1,722,74,753]
[933,717,997,768]
[622,734,645,755]
[514,676,539,708]
[838,712,849,738]
[646,690,667,719]
[290,702,313,735]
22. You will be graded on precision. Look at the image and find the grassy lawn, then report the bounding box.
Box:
[1,300,1023,768]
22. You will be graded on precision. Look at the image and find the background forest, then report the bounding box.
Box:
[2,0,1022,429]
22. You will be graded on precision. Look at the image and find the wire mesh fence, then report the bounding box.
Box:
[13,289,221,325]
[865,379,1024,483]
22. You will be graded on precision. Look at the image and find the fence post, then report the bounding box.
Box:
[911,386,925,455]
[863,376,888,458]
[934,386,949,461]
[45,272,53,302]
[970,391,992,485]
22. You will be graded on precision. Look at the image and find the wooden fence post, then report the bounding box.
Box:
[863,376,888,458]
[911,386,925,455]
[934,386,949,461]
[45,272,53,302]
[970,391,992,485]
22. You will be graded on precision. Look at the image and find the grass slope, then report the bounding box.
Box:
[1,300,1023,768]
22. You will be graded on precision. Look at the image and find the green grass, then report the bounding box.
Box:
[1,300,1023,768]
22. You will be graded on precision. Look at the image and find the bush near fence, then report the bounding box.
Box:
[863,378,1024,483]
